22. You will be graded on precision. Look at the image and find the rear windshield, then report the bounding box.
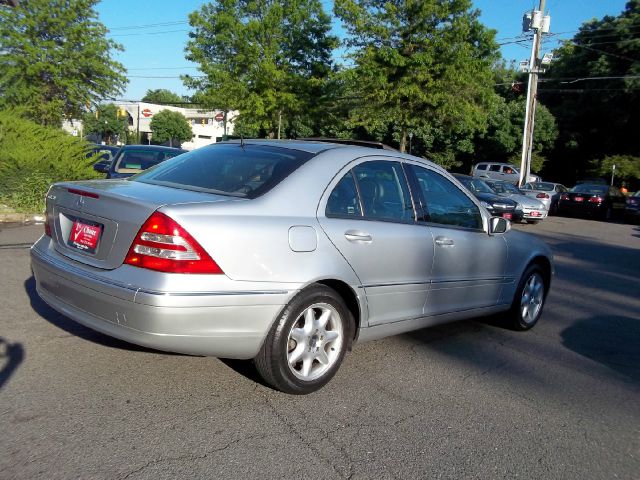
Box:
[115,148,184,174]
[457,177,493,194]
[570,184,608,195]
[132,143,315,198]
[528,182,555,191]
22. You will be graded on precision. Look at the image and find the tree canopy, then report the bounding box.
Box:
[0,0,127,126]
[149,110,193,147]
[184,0,337,137]
[542,0,640,183]
[476,96,557,173]
[82,104,128,144]
[142,89,185,106]
[334,0,499,160]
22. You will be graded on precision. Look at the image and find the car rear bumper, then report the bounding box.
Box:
[521,208,548,220]
[557,202,603,216]
[30,238,292,359]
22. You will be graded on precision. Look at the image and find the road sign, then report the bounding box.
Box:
[141,109,153,118]
[214,112,224,122]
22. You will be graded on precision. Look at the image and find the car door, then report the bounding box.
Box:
[317,159,434,326]
[406,164,508,315]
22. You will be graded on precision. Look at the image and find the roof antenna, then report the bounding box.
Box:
[240,133,244,148]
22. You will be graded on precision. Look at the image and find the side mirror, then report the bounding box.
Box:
[93,160,110,173]
[489,216,511,235]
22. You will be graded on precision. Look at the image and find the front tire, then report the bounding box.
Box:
[507,265,548,331]
[254,285,353,394]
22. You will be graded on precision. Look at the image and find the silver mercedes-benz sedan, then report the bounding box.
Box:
[31,140,553,394]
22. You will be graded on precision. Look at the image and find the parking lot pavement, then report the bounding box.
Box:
[1,218,638,479]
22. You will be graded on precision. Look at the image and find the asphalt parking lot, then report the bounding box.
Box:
[1,217,638,479]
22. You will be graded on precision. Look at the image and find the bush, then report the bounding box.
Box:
[0,109,101,212]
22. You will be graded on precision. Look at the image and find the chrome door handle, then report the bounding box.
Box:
[435,236,454,246]
[344,230,372,242]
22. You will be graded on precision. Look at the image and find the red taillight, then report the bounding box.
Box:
[124,211,223,274]
[560,194,570,201]
[588,196,603,204]
[536,193,550,199]
[44,215,52,237]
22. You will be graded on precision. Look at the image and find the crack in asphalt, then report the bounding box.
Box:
[259,392,356,479]
[117,432,276,480]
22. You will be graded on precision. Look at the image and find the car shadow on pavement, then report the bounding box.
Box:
[24,276,164,354]
[0,337,24,390]
[560,315,640,383]
[219,359,272,389]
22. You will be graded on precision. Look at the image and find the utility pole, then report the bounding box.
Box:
[519,0,550,187]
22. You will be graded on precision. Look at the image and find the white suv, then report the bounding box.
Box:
[472,162,540,184]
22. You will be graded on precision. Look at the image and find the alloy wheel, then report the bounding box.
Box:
[520,273,545,325]
[286,303,344,381]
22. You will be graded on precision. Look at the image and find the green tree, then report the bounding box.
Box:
[0,109,100,212]
[476,97,558,173]
[142,89,185,106]
[0,0,127,127]
[590,155,640,184]
[334,0,499,159]
[149,110,193,147]
[184,0,337,137]
[543,0,640,182]
[82,104,128,144]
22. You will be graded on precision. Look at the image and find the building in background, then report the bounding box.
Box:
[116,102,237,151]
[63,102,237,151]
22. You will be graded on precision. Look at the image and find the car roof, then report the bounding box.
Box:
[221,139,396,154]
[119,145,186,152]
[475,162,516,166]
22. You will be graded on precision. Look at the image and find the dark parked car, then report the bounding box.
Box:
[625,191,640,223]
[87,144,120,165]
[453,174,524,222]
[94,145,187,179]
[557,183,627,220]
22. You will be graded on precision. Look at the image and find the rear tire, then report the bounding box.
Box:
[507,264,548,331]
[254,285,353,394]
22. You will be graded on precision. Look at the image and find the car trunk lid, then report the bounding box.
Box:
[46,179,238,270]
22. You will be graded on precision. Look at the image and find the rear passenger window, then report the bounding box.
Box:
[326,172,362,217]
[409,166,482,230]
[353,161,414,222]
[489,165,501,172]
[476,164,487,171]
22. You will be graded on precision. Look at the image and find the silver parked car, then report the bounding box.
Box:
[31,140,553,394]
[483,179,548,224]
[521,182,568,214]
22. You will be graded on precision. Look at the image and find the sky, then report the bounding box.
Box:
[94,0,630,101]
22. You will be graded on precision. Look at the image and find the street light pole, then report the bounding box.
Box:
[519,0,548,187]
[611,164,616,186]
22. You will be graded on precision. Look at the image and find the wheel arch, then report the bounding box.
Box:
[529,255,553,289]
[315,279,362,344]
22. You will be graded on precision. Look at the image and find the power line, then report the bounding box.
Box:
[127,67,199,71]
[126,75,206,79]
[567,42,637,62]
[108,21,189,31]
[110,29,189,37]
[496,75,640,87]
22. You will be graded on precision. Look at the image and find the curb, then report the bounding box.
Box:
[0,213,45,224]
